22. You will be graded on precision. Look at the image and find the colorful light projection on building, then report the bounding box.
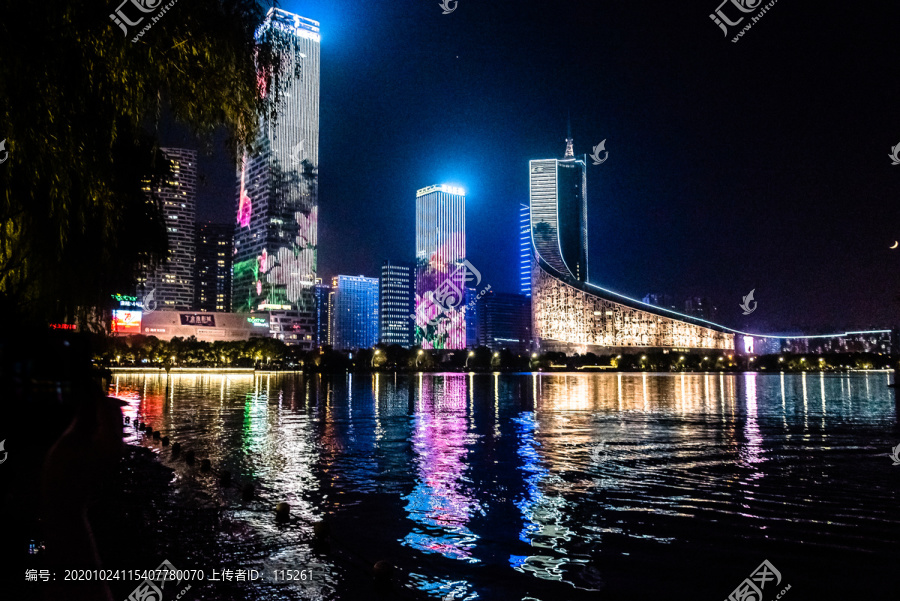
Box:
[238,155,252,229]
[402,376,481,562]
[112,310,142,334]
[415,185,467,350]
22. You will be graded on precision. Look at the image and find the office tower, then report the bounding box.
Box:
[530,138,588,283]
[232,8,320,350]
[194,222,233,312]
[477,291,532,352]
[519,203,531,297]
[379,260,415,347]
[314,281,331,347]
[530,137,733,352]
[330,275,379,350]
[137,147,197,310]
[415,184,467,350]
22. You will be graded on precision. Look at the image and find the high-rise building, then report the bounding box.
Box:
[330,275,379,350]
[137,147,197,311]
[531,138,588,283]
[519,203,532,297]
[314,281,331,347]
[379,260,415,347]
[415,184,467,350]
[232,7,320,350]
[477,291,532,352]
[194,222,233,312]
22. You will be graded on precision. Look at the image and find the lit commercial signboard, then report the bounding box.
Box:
[112,310,142,334]
[247,317,269,328]
[112,293,141,309]
[180,314,216,327]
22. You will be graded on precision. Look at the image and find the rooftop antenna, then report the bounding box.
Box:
[564,112,575,159]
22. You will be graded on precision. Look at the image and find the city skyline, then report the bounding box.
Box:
[156,1,899,335]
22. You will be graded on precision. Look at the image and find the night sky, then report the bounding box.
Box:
[162,0,900,334]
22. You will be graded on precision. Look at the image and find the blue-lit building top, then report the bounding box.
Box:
[331,275,379,350]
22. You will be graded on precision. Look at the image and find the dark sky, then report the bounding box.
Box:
[165,0,900,334]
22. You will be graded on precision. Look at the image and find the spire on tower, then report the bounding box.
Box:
[564,112,574,159]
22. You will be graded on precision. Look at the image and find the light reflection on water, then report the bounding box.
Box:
[111,371,899,600]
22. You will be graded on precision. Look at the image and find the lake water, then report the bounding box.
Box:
[110,371,900,600]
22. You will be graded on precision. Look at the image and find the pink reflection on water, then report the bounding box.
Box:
[403,376,481,562]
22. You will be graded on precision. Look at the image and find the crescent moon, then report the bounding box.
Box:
[891,241,899,249]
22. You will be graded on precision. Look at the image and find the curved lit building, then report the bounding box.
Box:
[530,140,734,353]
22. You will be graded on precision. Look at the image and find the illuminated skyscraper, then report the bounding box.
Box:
[314,281,331,347]
[519,203,532,297]
[137,147,196,311]
[232,7,320,350]
[194,222,232,312]
[530,138,588,282]
[330,275,379,350]
[414,184,467,350]
[379,260,415,347]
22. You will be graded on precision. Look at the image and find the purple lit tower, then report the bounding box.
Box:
[414,184,467,349]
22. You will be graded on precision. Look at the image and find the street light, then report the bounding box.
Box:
[371,349,381,368]
[465,350,475,369]
[416,349,424,368]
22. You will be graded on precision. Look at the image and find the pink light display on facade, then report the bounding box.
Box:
[238,155,252,228]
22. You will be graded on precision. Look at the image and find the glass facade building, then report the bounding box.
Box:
[232,8,320,350]
[194,222,233,312]
[379,260,415,347]
[137,147,197,311]
[331,275,379,350]
[415,184,467,350]
[477,291,532,352]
